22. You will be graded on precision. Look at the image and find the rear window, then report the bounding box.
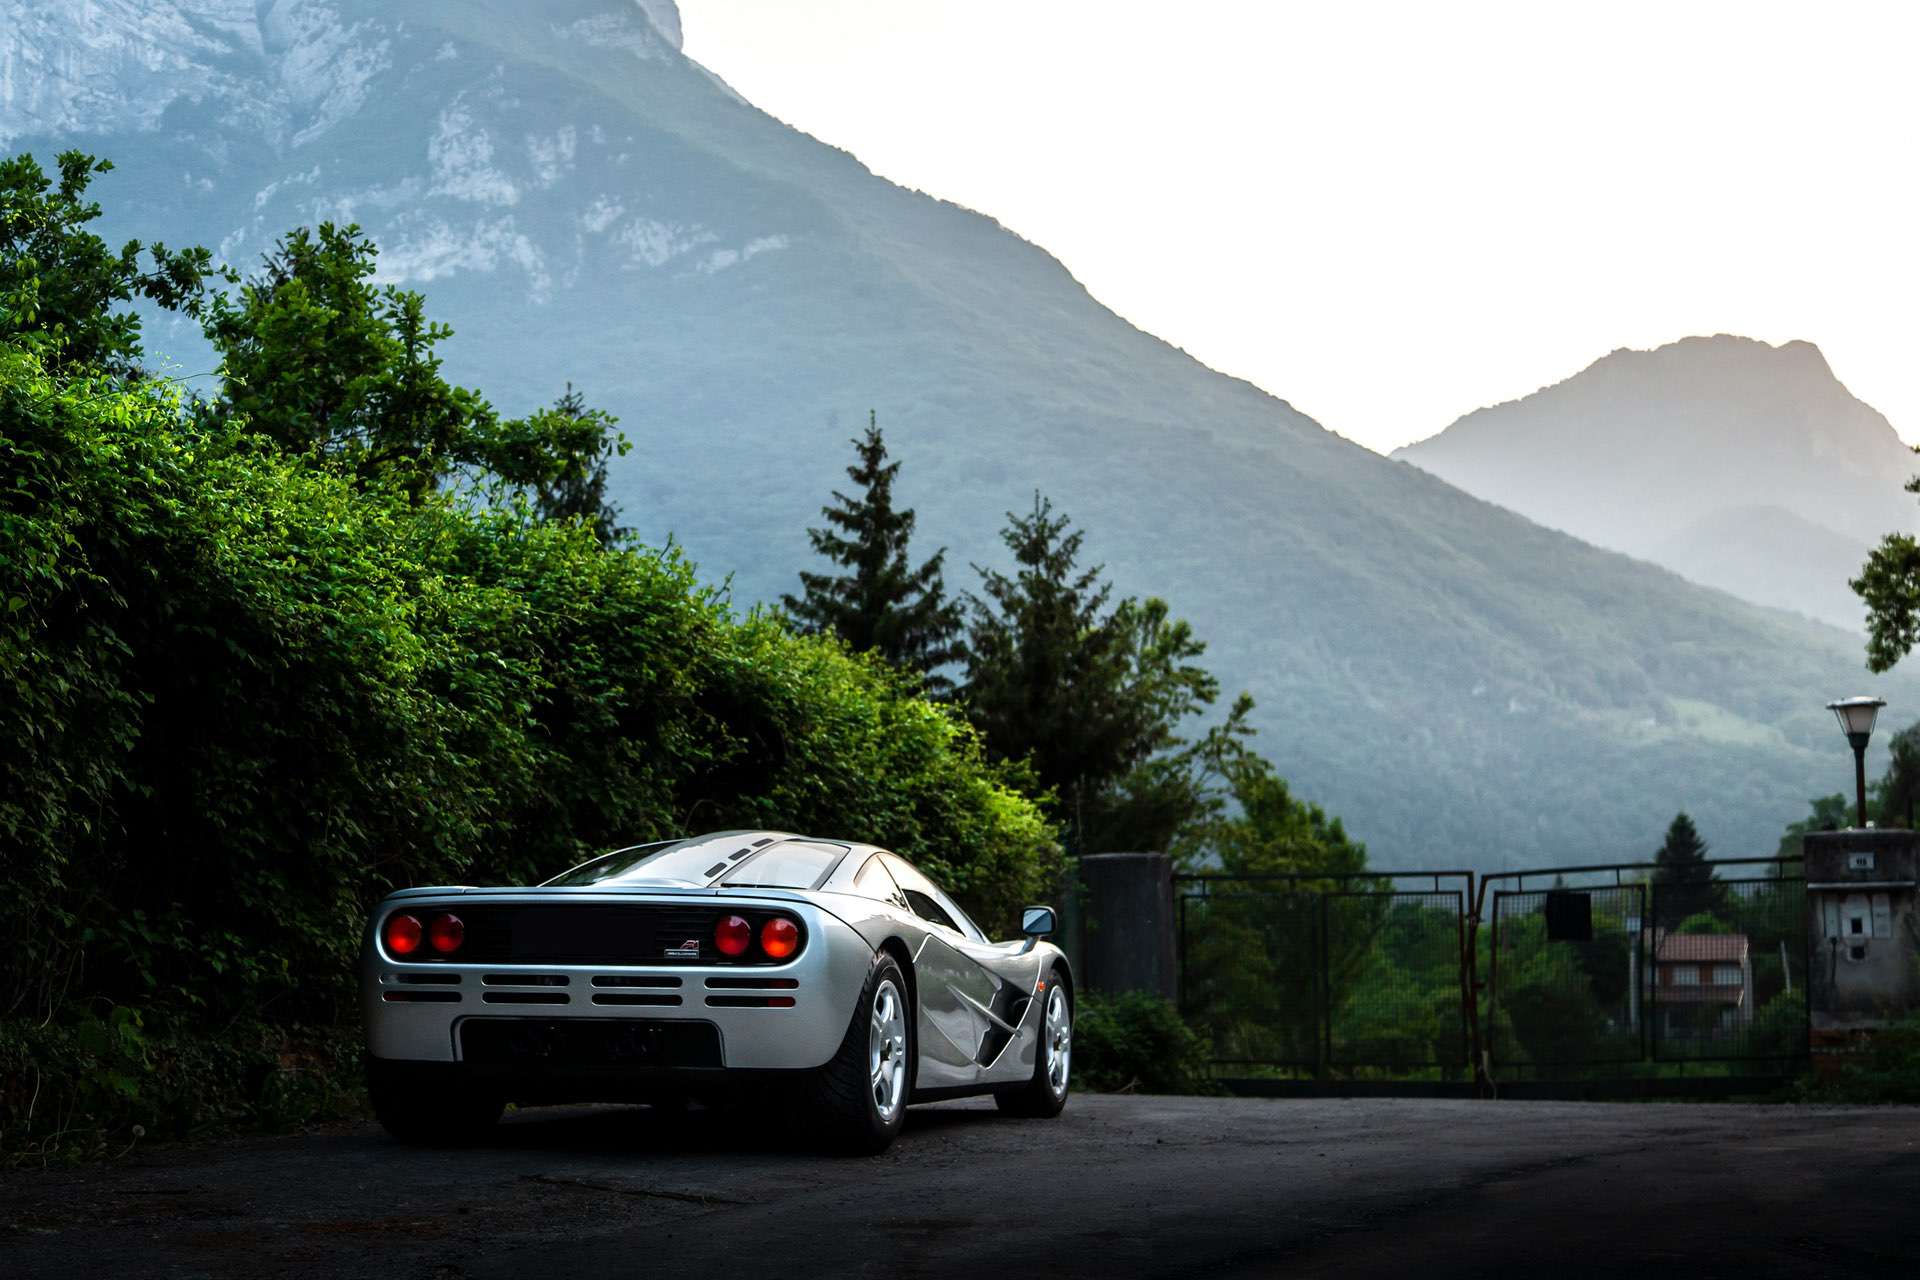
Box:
[543,835,776,887]
[722,841,850,890]
[542,841,681,886]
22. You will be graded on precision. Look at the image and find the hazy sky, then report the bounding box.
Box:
[679,1,1920,454]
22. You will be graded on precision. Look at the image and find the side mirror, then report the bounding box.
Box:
[1021,905,1057,938]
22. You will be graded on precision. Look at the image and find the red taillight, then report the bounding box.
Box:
[760,916,799,960]
[384,913,423,956]
[427,913,464,955]
[715,914,753,957]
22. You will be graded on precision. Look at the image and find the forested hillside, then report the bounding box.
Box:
[5,0,1909,868]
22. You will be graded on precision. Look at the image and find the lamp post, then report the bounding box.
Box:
[1827,696,1887,829]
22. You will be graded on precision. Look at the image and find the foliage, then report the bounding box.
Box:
[1775,794,1850,858]
[1772,729,1920,857]
[0,185,1063,1153]
[202,221,633,513]
[1797,1015,1920,1104]
[1854,530,1920,673]
[202,222,500,501]
[0,1012,361,1163]
[1,344,1059,1035]
[1171,752,1368,878]
[963,493,1252,854]
[1749,990,1807,1060]
[1071,991,1218,1094]
[783,413,965,693]
[1487,907,1641,1069]
[1653,812,1723,927]
[520,383,629,545]
[0,151,214,378]
[1873,719,1920,828]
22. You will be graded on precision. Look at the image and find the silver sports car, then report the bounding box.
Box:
[361,830,1072,1152]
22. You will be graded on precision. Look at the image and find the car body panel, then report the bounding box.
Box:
[359,831,1070,1105]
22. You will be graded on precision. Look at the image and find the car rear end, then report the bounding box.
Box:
[362,887,873,1107]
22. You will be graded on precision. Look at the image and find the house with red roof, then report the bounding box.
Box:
[1653,932,1753,1042]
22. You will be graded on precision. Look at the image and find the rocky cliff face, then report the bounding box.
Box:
[4,1,1910,868]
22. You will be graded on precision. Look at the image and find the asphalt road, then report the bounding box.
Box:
[3,1095,1917,1279]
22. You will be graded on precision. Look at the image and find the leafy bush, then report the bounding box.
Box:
[1072,991,1218,1095]
[0,345,1062,1153]
[1750,990,1807,1059]
[1797,1015,1920,1105]
[0,1010,361,1164]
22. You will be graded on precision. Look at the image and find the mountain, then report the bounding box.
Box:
[1395,336,1918,630]
[4,0,1909,869]
[1650,505,1873,634]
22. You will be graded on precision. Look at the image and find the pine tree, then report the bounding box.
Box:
[963,493,1232,853]
[782,414,965,692]
[528,383,628,546]
[1653,812,1721,926]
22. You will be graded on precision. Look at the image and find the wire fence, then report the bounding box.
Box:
[1174,858,1808,1084]
[1176,873,1471,1077]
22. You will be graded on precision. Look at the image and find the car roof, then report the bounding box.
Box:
[545,830,892,890]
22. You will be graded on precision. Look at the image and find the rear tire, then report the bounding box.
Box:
[367,1059,503,1145]
[801,953,912,1154]
[996,969,1071,1118]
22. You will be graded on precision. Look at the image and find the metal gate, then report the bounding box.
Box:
[1481,858,1807,1082]
[1173,858,1808,1087]
[1175,873,1472,1077]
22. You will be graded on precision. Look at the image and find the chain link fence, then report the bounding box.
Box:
[1176,875,1470,1077]
[1175,859,1807,1085]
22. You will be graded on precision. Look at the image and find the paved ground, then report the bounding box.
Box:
[3,1095,1917,1278]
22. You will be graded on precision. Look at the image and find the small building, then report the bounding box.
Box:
[1653,932,1753,1041]
[1805,828,1920,1043]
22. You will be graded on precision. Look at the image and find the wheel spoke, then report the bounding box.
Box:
[868,977,908,1124]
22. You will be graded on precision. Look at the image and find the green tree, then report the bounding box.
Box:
[1855,518,1920,671]
[490,383,630,545]
[1873,720,1920,828]
[1776,793,1852,859]
[963,494,1238,852]
[783,414,966,693]
[1653,812,1722,927]
[0,151,213,377]
[202,223,499,501]
[1170,752,1367,879]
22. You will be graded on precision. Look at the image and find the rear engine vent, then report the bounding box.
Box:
[482,973,568,986]
[481,991,570,1005]
[592,975,682,988]
[382,990,461,1003]
[394,973,461,985]
[591,993,683,1007]
[704,977,800,990]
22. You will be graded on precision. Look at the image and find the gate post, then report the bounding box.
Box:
[1804,828,1920,1062]
[1078,852,1178,1000]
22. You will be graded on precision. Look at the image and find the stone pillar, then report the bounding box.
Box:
[1078,852,1178,1001]
[1805,828,1920,1046]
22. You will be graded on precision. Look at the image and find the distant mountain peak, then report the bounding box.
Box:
[630,1,683,50]
[1396,333,1914,629]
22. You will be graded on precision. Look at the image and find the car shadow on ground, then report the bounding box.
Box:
[418,1097,1005,1158]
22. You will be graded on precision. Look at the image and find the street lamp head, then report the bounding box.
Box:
[1829,696,1887,829]
[1827,696,1887,745]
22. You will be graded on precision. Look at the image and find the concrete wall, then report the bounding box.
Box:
[1805,829,1920,1033]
